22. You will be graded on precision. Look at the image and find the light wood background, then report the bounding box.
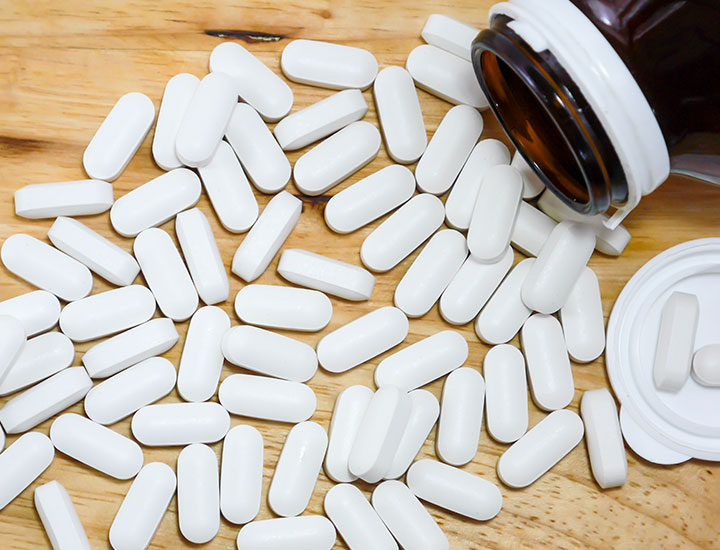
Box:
[1,1,719,549]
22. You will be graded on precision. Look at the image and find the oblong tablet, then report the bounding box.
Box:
[281,39,378,90]
[278,249,375,301]
[59,285,155,342]
[375,330,468,391]
[110,168,201,237]
[177,444,220,544]
[15,180,114,219]
[50,413,143,479]
[134,228,198,321]
[152,73,200,170]
[373,66,427,163]
[1,234,93,302]
[34,481,91,550]
[210,41,293,122]
[0,332,74,396]
[484,345,528,443]
[222,325,318,382]
[236,516,336,550]
[511,151,546,199]
[219,374,316,423]
[653,291,699,392]
[0,290,60,337]
[131,402,230,446]
[234,285,332,332]
[325,385,373,483]
[0,432,54,511]
[437,367,485,466]
[510,200,557,257]
[84,357,176,425]
[581,389,627,489]
[317,306,409,374]
[560,267,605,363]
[497,409,584,488]
[361,194,445,273]
[693,345,720,387]
[0,315,25,385]
[83,92,155,181]
[221,425,263,525]
[421,13,479,61]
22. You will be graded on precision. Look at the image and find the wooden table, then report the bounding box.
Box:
[1,1,719,548]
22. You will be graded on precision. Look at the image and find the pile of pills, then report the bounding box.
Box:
[0,13,636,550]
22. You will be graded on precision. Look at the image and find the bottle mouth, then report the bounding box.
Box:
[471,14,628,215]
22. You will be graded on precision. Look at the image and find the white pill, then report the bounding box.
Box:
[693,345,720,387]
[361,194,445,273]
[475,258,534,344]
[177,306,230,402]
[0,426,3,452]
[497,409,584,488]
[0,315,25,385]
[317,307,408,374]
[235,285,332,332]
[293,120,381,196]
[278,248,376,301]
[581,389,627,489]
[134,228,198,321]
[209,41,293,122]
[177,444,220,544]
[225,102,291,193]
[373,66,427,164]
[198,141,259,233]
[131,402,230,446]
[0,367,92,434]
[406,44,488,109]
[236,516,336,550]
[48,216,139,286]
[50,413,143,479]
[324,483,398,550]
[109,462,176,550]
[445,139,511,230]
[440,247,513,326]
[175,71,237,167]
[59,285,156,342]
[0,432,54,511]
[222,325,317,382]
[34,481,91,550]
[0,332,73,396]
[394,229,468,318]
[437,367,485,466]
[82,317,179,379]
[152,73,200,170]
[269,421,328,517]
[83,92,155,181]
[110,168,201,237]
[560,267,605,363]
[15,179,114,219]
[407,459,502,521]
[175,208,229,305]
[0,290,60,337]
[231,191,302,282]
[221,425,263,525]
[325,385,373,483]
[372,480,449,550]
[484,345,528,443]
[510,200,557,257]
[653,291,699,392]
[375,330,468,392]
[385,389,439,480]
[421,13,479,61]
[511,151,546,199]
[219,374,316,423]
[468,164,524,263]
[274,89,369,151]
[84,357,176,425]
[281,39,378,90]
[1,234,93,302]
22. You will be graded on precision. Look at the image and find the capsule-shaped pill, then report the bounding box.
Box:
[236,516,336,550]
[375,330,468,392]
[0,426,3,452]
[59,285,156,342]
[653,291,699,392]
[437,367,485,466]
[1,234,93,302]
[231,191,302,282]
[693,344,720,387]
[560,267,605,363]
[34,481,91,550]
[177,444,220,544]
[269,421,328,517]
[407,459,502,520]
[0,432,54,511]
[235,285,332,332]
[50,413,143,479]
[221,425,263,524]
[219,374,316,423]
[510,200,557,257]
[0,290,60,337]
[325,385,373,483]
[83,92,155,181]
[373,66,427,164]
[152,73,200,170]
[511,152,546,199]
[581,389,627,488]
[177,306,230,402]
[0,332,74,396]
[131,402,230,446]
[497,409,584,488]
[361,194,445,273]
[210,41,293,122]
[134,228,199,321]
[110,168,201,237]
[484,345,528,443]
[421,13,479,61]
[15,179,114,219]
[0,315,26,385]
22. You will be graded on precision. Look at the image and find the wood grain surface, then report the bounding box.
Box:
[1,1,719,549]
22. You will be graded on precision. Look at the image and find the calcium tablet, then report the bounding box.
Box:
[0,315,26,385]
[653,291,699,392]
[511,151,546,199]
[15,179,113,219]
[0,332,74,396]
[131,402,230,446]
[221,425,263,525]
[421,14,479,61]
[559,267,605,363]
[325,385,373,483]
[236,516,336,550]
[437,367,485,466]
[484,345,528,443]
[234,284,332,332]
[219,374,316,423]
[34,481,91,550]
[693,344,720,387]
[0,290,60,337]
[152,73,200,170]
[0,432,54,511]
[510,200,557,257]
[581,389,627,489]
[177,444,220,544]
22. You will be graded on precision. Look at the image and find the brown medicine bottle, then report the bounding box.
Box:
[471,0,720,226]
